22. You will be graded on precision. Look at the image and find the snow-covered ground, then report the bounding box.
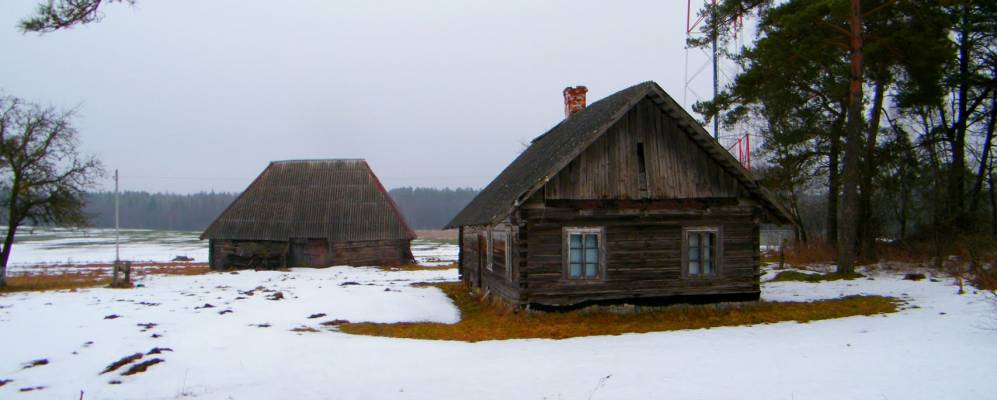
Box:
[3,227,457,271]
[1,265,994,399]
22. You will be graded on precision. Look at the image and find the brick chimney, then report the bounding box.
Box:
[563,86,588,117]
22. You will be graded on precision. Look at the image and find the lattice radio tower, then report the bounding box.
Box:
[684,0,752,171]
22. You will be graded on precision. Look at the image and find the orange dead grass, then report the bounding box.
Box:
[339,282,899,341]
[1,270,111,293]
[0,263,211,294]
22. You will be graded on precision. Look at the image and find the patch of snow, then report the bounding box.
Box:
[3,228,458,272]
[0,265,995,399]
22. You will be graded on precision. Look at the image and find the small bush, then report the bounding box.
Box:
[781,240,837,265]
[768,270,864,283]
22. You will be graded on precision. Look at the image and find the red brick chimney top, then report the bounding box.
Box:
[563,86,588,118]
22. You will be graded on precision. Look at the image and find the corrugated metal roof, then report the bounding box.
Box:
[446,81,793,227]
[201,159,415,242]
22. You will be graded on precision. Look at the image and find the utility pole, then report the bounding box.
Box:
[114,169,119,262]
[711,0,719,140]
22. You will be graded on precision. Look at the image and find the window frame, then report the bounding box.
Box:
[490,230,511,275]
[682,226,722,279]
[561,227,606,282]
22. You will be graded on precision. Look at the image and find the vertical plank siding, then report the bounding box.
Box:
[545,99,740,200]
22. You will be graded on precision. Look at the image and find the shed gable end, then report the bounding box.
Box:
[544,98,741,200]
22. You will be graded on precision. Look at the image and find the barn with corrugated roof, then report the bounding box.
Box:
[201,159,415,269]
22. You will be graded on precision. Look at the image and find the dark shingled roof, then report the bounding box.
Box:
[201,159,415,242]
[446,81,793,228]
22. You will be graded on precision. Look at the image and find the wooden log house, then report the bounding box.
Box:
[201,159,415,269]
[446,82,793,307]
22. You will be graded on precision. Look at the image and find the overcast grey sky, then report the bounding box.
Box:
[1,0,721,193]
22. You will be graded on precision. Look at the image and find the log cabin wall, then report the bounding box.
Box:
[460,222,523,303]
[520,198,760,306]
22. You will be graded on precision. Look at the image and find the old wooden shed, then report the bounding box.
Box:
[446,82,792,307]
[201,159,415,269]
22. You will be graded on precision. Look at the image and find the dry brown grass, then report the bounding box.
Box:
[339,283,899,341]
[1,263,212,294]
[1,271,111,293]
[780,240,838,265]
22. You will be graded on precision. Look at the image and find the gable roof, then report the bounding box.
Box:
[201,159,415,242]
[446,81,793,228]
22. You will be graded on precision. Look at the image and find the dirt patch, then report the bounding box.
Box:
[22,359,48,369]
[267,292,284,301]
[308,313,326,319]
[290,326,319,333]
[904,273,927,281]
[146,347,173,355]
[320,319,350,326]
[376,263,458,272]
[101,353,143,374]
[103,314,121,320]
[121,358,164,376]
[19,386,45,392]
[0,379,12,387]
[137,323,157,332]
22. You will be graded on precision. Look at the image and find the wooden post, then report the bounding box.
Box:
[111,261,120,287]
[111,260,132,288]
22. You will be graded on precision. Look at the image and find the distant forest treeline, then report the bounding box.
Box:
[83,187,478,231]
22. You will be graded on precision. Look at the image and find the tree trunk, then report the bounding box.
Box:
[990,170,997,236]
[827,113,844,248]
[0,224,17,288]
[0,175,21,289]
[968,93,997,220]
[838,0,865,275]
[859,79,886,261]
[949,4,971,228]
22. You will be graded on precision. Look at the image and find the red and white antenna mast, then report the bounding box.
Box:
[684,0,752,171]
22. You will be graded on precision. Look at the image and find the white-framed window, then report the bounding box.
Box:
[684,227,720,277]
[491,230,509,273]
[564,227,604,280]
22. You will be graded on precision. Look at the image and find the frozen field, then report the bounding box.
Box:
[2,227,458,272]
[0,265,995,399]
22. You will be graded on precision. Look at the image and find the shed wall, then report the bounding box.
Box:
[209,239,413,269]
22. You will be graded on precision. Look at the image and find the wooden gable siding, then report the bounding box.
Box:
[544,98,741,200]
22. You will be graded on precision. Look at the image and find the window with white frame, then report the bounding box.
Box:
[492,231,507,272]
[565,228,603,280]
[685,228,719,277]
